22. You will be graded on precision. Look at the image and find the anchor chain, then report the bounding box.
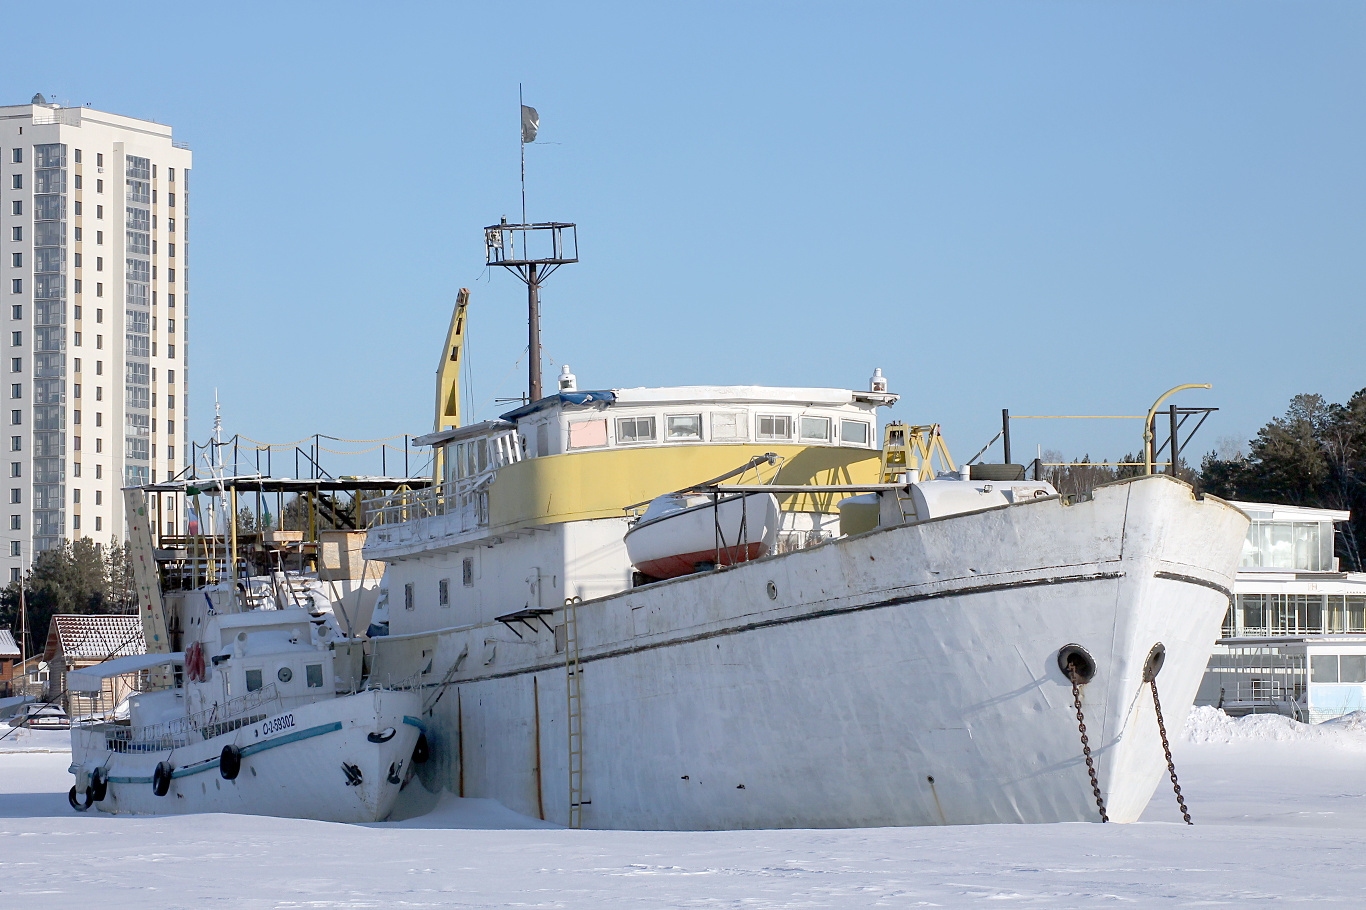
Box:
[1148,677,1191,825]
[1070,674,1109,823]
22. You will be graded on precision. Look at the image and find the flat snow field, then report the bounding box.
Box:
[3,709,1366,908]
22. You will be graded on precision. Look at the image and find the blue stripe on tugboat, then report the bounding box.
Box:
[402,715,426,732]
[108,722,345,784]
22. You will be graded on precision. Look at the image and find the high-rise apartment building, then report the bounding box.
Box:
[0,95,189,581]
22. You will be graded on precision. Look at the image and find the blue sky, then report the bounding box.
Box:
[4,1,1363,476]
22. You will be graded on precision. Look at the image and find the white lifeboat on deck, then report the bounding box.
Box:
[626,490,781,580]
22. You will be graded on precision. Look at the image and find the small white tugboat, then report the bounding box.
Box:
[66,492,426,823]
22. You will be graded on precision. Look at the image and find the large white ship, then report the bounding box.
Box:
[355,243,1249,828]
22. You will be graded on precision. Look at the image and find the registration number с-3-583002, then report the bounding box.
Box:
[261,714,295,736]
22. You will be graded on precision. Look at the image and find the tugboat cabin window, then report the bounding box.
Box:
[841,419,870,445]
[463,557,474,586]
[616,416,656,444]
[756,414,792,440]
[667,415,702,440]
[439,578,450,606]
[245,669,263,692]
[568,419,607,449]
[404,582,415,611]
[536,422,550,456]
[799,416,830,442]
[1311,655,1339,683]
[1343,655,1366,684]
[306,663,324,688]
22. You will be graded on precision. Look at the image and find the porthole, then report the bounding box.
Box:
[277,666,293,684]
[766,581,778,600]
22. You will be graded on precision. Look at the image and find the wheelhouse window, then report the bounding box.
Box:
[306,664,324,688]
[841,419,870,445]
[666,415,701,440]
[439,578,450,606]
[404,582,415,611]
[568,419,608,449]
[1311,655,1339,683]
[711,410,748,441]
[615,416,656,444]
[245,669,263,692]
[799,416,830,442]
[756,414,792,440]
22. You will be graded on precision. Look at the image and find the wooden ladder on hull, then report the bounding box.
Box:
[565,596,584,828]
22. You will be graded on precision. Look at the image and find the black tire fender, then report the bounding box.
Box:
[220,744,243,781]
[90,767,109,802]
[152,761,174,797]
[412,732,429,764]
[68,785,94,812]
[368,727,396,744]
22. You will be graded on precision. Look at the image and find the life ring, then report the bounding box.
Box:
[68,785,94,811]
[90,766,109,802]
[220,744,243,781]
[412,733,429,764]
[152,761,175,797]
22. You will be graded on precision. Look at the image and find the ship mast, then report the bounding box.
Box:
[485,93,578,404]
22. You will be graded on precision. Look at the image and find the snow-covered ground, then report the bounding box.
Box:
[3,707,1365,907]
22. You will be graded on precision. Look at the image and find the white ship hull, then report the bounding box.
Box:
[409,475,1246,828]
[70,688,423,823]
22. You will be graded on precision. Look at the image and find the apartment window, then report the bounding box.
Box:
[615,416,656,444]
[9,462,18,477]
[167,419,174,435]
[167,445,174,462]
[73,305,81,319]
[8,254,17,269]
[439,578,450,607]
[96,178,103,193]
[168,319,175,334]
[404,582,414,611]
[9,359,19,373]
[10,437,20,451]
[73,201,81,216]
[74,227,82,242]
[74,358,80,372]
[96,230,103,245]
[168,293,175,308]
[168,168,175,182]
[74,409,80,424]
[96,152,103,167]
[95,412,101,427]
[95,387,102,400]
[9,384,18,399]
[96,283,102,297]
[10,332,20,347]
[168,243,175,259]
[10,202,20,216]
[168,193,175,208]
[9,175,19,190]
[8,541,17,556]
[96,361,102,375]
[73,489,80,504]
[95,490,101,504]
[95,517,102,531]
[73,332,81,346]
[96,205,102,219]
[7,567,16,582]
[72,515,80,530]
[95,439,101,453]
[74,174,82,190]
[74,149,81,163]
[95,335,101,349]
[799,416,831,443]
[168,268,175,283]
[73,383,79,398]
[10,280,19,294]
[9,489,18,504]
[169,218,175,233]
[73,279,82,294]
[9,306,18,319]
[9,411,19,426]
[10,148,19,163]
[95,464,101,479]
[73,253,81,268]
[463,557,474,587]
[9,227,19,241]
[96,308,103,323]
[8,515,18,530]
[73,463,80,477]
[96,257,103,271]
[757,414,793,440]
[74,436,80,451]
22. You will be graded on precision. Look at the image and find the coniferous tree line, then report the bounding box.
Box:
[0,537,135,659]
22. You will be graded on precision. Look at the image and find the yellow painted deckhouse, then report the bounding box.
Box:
[365,376,899,634]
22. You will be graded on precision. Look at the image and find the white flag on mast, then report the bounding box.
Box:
[521,105,539,144]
